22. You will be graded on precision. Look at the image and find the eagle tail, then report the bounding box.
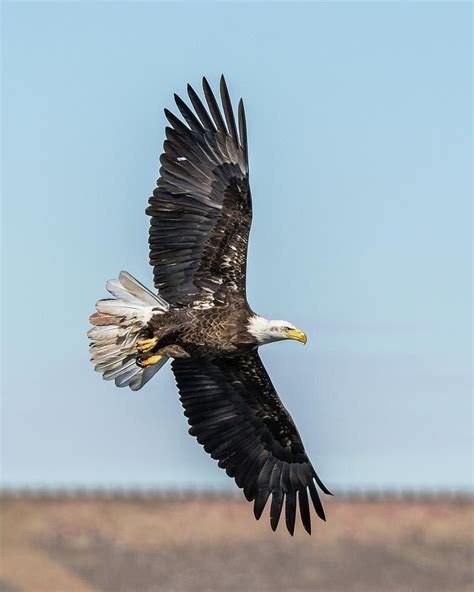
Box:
[88,271,169,391]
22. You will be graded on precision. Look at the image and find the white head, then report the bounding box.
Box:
[247,315,308,346]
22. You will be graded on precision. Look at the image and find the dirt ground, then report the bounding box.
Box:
[0,495,472,592]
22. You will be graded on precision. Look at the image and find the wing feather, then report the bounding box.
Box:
[147,77,251,307]
[187,83,216,132]
[220,75,239,145]
[174,93,205,132]
[238,99,248,163]
[203,76,227,133]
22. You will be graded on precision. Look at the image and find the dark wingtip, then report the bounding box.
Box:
[285,492,297,536]
[253,488,270,521]
[318,480,334,497]
[237,98,248,162]
[186,82,196,97]
[202,76,226,133]
[202,76,210,91]
[186,82,200,104]
[298,489,312,535]
[186,81,215,131]
[253,503,263,521]
[269,490,284,532]
[219,74,227,91]
[243,487,254,502]
[173,93,185,110]
[219,74,239,141]
[309,479,327,522]
[313,469,333,496]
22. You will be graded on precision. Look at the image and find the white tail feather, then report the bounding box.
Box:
[88,271,169,391]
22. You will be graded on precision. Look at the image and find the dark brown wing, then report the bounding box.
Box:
[172,353,331,535]
[146,76,251,308]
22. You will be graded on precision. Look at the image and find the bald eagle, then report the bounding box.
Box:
[88,76,331,534]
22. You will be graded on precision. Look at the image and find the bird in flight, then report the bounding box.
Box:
[88,76,331,534]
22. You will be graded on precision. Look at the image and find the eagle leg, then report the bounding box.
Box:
[136,336,159,353]
[136,353,163,368]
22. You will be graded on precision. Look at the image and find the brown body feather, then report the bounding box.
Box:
[145,299,256,358]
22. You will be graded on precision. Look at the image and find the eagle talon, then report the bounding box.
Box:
[137,353,162,368]
[136,337,159,353]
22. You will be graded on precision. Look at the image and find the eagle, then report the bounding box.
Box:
[88,76,331,535]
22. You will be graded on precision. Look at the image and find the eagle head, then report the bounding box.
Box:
[247,315,307,346]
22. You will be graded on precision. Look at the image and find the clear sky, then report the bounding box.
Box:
[1,1,472,492]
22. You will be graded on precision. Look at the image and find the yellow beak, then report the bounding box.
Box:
[285,328,307,345]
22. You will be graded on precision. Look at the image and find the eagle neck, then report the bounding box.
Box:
[246,315,273,345]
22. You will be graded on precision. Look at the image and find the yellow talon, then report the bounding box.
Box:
[136,337,158,353]
[137,354,162,368]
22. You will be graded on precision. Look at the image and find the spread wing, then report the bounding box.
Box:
[146,76,251,308]
[172,353,331,535]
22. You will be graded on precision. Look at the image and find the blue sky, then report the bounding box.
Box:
[1,1,472,491]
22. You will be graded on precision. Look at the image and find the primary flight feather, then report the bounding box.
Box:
[88,76,331,535]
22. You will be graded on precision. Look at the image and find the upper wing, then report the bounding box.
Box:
[171,353,331,535]
[146,76,251,308]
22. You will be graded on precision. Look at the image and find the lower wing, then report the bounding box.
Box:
[171,352,331,535]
